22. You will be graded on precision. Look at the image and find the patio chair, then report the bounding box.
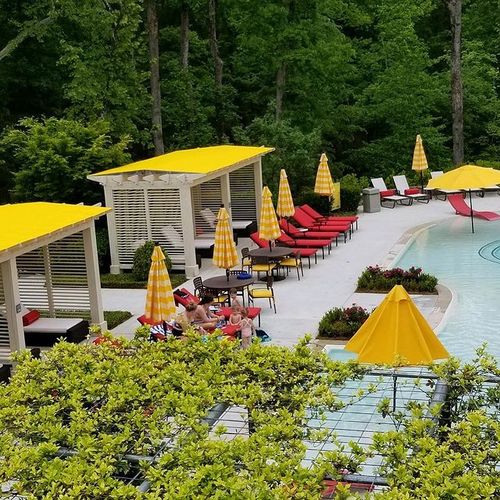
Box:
[300,204,359,230]
[248,276,276,313]
[280,218,340,246]
[250,255,277,280]
[292,208,350,242]
[429,171,463,200]
[173,288,200,307]
[200,207,254,234]
[241,247,252,272]
[393,175,429,204]
[279,250,304,280]
[193,276,228,305]
[370,178,412,208]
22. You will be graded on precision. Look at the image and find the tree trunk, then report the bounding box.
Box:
[208,0,224,139]
[275,62,287,121]
[180,2,189,69]
[447,0,464,165]
[145,0,165,155]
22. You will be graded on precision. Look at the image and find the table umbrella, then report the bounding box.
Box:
[314,152,335,197]
[258,186,281,251]
[276,169,294,231]
[412,134,428,191]
[145,245,177,324]
[212,206,239,280]
[345,285,449,410]
[427,165,500,233]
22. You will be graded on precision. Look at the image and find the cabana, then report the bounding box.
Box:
[0,202,109,363]
[88,145,274,277]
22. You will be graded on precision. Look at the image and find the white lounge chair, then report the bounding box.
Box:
[371,178,412,208]
[200,207,254,232]
[393,175,429,204]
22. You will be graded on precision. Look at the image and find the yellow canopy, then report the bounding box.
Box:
[0,202,110,256]
[427,165,500,190]
[276,169,294,218]
[93,145,274,176]
[412,134,428,172]
[144,246,177,323]
[345,285,449,365]
[258,186,281,241]
[212,207,239,270]
[314,153,335,196]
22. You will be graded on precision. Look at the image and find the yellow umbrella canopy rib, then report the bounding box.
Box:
[412,134,428,171]
[427,164,500,190]
[259,186,281,241]
[276,169,295,218]
[345,285,449,365]
[145,245,177,323]
[212,206,239,269]
[314,152,335,196]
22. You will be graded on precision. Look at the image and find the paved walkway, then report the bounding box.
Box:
[104,194,500,345]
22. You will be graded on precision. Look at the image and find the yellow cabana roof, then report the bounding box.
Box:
[93,145,274,176]
[0,202,110,255]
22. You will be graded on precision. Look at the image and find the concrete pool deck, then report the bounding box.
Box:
[103,194,500,345]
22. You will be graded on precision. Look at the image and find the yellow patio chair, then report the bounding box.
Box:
[248,276,276,313]
[250,256,276,280]
[279,251,303,280]
[241,247,252,272]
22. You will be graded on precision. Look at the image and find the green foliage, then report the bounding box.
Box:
[100,272,186,290]
[0,117,130,204]
[318,305,369,339]
[340,174,367,213]
[0,335,365,497]
[357,265,438,293]
[103,311,133,330]
[132,241,172,281]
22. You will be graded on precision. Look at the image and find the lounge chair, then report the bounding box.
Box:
[292,208,351,242]
[393,175,429,204]
[276,230,332,258]
[300,204,359,230]
[371,178,412,208]
[200,207,254,234]
[161,225,215,252]
[448,194,500,221]
[429,171,463,200]
[279,219,340,246]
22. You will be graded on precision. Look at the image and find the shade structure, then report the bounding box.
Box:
[412,135,428,191]
[427,165,500,233]
[212,206,239,270]
[314,153,335,197]
[258,186,281,244]
[345,285,449,366]
[276,169,295,218]
[145,246,177,323]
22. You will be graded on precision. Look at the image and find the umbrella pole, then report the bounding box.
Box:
[420,171,424,192]
[392,373,397,413]
[469,189,475,234]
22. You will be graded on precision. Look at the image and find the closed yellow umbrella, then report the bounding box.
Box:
[412,134,428,191]
[145,245,177,323]
[259,186,281,249]
[276,169,294,218]
[314,152,335,197]
[212,206,239,274]
[427,165,500,233]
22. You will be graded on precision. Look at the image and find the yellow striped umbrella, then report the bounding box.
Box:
[314,152,335,197]
[276,169,294,218]
[145,245,176,323]
[259,186,281,246]
[412,134,428,191]
[212,206,239,270]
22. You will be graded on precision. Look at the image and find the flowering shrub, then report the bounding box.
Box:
[356,265,438,293]
[318,305,370,339]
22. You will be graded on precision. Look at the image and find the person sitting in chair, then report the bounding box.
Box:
[193,295,222,331]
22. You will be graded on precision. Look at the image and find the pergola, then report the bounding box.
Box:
[0,202,109,362]
[88,145,274,277]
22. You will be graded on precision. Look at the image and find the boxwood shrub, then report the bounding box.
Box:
[317,305,369,339]
[356,265,438,293]
[132,241,172,280]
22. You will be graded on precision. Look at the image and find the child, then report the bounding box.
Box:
[229,288,243,309]
[239,307,255,349]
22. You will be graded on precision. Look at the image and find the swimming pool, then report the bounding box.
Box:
[395,215,500,360]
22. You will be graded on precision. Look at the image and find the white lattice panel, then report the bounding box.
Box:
[192,178,222,234]
[230,165,256,221]
[0,267,10,351]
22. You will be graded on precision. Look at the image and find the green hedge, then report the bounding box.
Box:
[356,266,438,293]
[101,272,186,289]
[317,305,369,339]
[132,241,172,280]
[103,311,133,329]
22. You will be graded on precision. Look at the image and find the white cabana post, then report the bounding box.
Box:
[88,145,273,278]
[0,202,109,363]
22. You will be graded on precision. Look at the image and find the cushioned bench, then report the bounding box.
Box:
[24,318,89,346]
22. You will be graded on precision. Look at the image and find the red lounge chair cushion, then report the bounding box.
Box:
[22,309,40,326]
[137,314,162,326]
[173,288,199,307]
[380,189,397,197]
[405,188,420,195]
[221,324,240,336]
[277,231,296,246]
[250,232,269,248]
[301,204,358,222]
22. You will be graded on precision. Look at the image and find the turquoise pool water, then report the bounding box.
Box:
[395,216,500,360]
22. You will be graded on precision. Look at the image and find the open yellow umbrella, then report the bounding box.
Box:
[314,153,335,197]
[276,169,294,218]
[259,186,281,250]
[345,285,449,410]
[412,134,428,191]
[427,165,500,233]
[145,245,177,323]
[212,206,239,279]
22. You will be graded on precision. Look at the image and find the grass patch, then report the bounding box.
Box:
[39,309,132,329]
[101,273,186,289]
[104,311,133,329]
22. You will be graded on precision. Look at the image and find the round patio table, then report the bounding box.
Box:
[203,275,254,306]
[249,247,292,281]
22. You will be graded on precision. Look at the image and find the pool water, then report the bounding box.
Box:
[395,216,500,360]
